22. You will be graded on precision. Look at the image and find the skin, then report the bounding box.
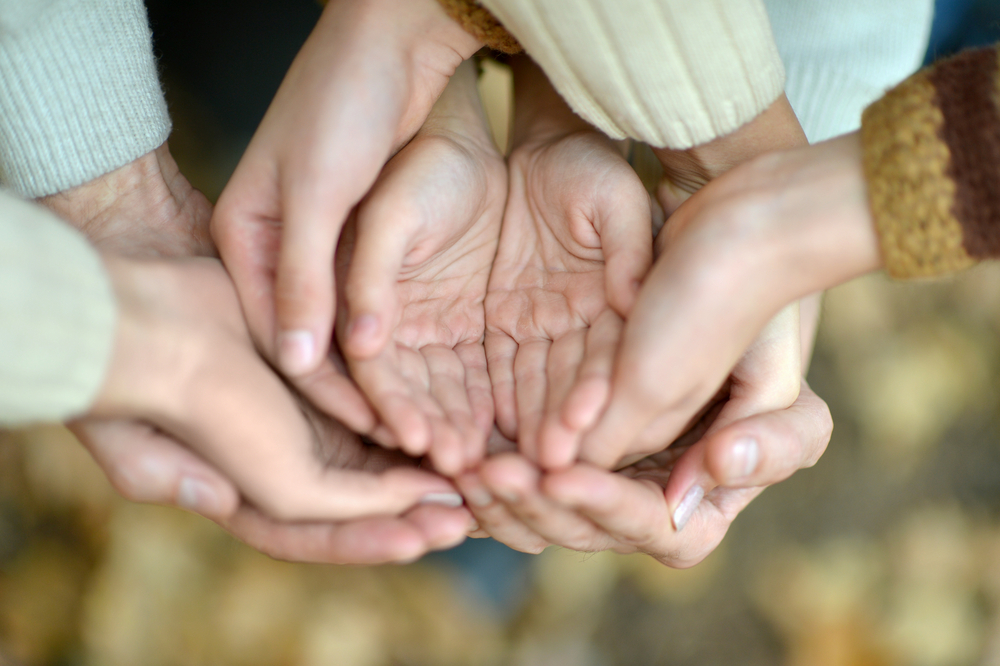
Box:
[39,144,475,564]
[484,56,653,466]
[211,0,482,438]
[334,59,506,475]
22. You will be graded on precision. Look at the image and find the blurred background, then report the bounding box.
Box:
[4,1,1000,665]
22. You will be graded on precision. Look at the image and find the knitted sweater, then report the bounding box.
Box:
[863,44,1000,279]
[0,0,165,425]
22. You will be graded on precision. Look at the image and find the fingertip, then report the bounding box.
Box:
[277,329,320,377]
[344,312,386,360]
[536,417,578,471]
[561,378,609,431]
[176,476,239,520]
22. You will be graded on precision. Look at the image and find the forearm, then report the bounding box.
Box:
[0,0,170,197]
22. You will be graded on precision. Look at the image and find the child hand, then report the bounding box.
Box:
[336,59,506,476]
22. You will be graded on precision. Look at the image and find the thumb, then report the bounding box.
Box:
[340,197,415,360]
[595,176,654,317]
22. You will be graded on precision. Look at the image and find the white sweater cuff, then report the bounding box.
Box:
[0,0,171,197]
[0,190,117,425]
[482,0,785,148]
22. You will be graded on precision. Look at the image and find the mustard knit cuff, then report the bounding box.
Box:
[861,44,1000,278]
[436,0,521,54]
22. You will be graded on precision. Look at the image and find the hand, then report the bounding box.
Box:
[212,0,482,433]
[335,59,505,476]
[570,95,814,469]
[41,145,473,563]
[484,57,653,466]
[457,380,831,565]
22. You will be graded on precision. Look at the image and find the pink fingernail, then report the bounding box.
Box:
[277,330,315,376]
[348,314,379,344]
[672,485,704,532]
[178,477,222,516]
[728,437,759,482]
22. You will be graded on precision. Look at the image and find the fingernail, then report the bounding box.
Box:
[278,330,315,376]
[137,457,174,487]
[465,486,493,508]
[467,519,480,533]
[727,437,760,482]
[420,492,464,508]
[177,477,222,516]
[672,485,704,532]
[348,314,379,345]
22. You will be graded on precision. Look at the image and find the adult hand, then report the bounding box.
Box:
[569,95,815,470]
[458,380,831,565]
[484,57,653,466]
[40,144,473,563]
[212,0,482,433]
[335,59,505,475]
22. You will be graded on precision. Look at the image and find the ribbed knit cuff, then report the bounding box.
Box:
[480,0,785,148]
[0,0,171,198]
[861,45,1000,279]
[436,0,521,54]
[0,190,116,425]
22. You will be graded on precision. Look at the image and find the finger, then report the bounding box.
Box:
[594,172,653,317]
[70,420,240,520]
[479,453,615,552]
[342,196,414,360]
[513,339,552,462]
[455,471,550,554]
[347,347,432,455]
[539,310,621,470]
[667,381,832,506]
[273,179,348,378]
[403,503,477,553]
[424,345,486,472]
[221,505,429,565]
[293,358,377,435]
[455,341,495,438]
[485,331,519,440]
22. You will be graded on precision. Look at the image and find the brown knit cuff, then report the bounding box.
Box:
[436,0,522,54]
[861,44,1000,279]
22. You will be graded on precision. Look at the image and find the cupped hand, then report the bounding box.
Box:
[485,57,653,467]
[41,144,473,563]
[457,380,831,565]
[211,0,481,433]
[334,59,505,476]
[569,95,811,470]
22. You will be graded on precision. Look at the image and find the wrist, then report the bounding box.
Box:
[419,59,497,154]
[509,55,592,150]
[91,256,182,418]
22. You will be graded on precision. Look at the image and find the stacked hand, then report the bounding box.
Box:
[45,0,846,568]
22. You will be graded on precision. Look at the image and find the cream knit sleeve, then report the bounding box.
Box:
[0,190,116,425]
[478,0,786,149]
[0,0,171,197]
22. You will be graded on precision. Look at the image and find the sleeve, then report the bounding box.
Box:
[0,0,171,198]
[0,189,117,425]
[861,44,1000,279]
[444,0,785,149]
[764,0,934,144]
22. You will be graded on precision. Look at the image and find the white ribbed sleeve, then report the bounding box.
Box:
[0,0,171,197]
[764,0,934,143]
[0,190,116,425]
[482,0,786,148]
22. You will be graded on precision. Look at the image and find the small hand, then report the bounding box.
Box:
[485,58,653,467]
[211,0,481,433]
[335,59,505,476]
